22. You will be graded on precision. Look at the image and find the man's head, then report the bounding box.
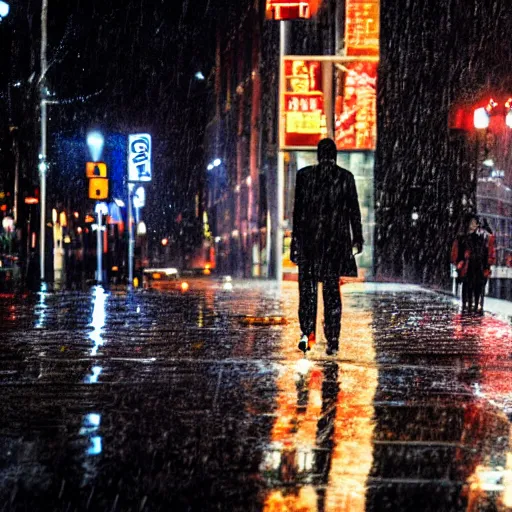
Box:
[317,138,337,163]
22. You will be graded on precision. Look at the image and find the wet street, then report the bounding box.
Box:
[1,280,512,511]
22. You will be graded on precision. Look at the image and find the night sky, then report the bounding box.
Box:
[1,0,219,249]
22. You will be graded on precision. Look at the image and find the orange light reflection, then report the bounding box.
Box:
[263,282,377,511]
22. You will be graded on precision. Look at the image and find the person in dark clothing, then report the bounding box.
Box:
[478,218,495,312]
[291,138,364,355]
[451,214,489,314]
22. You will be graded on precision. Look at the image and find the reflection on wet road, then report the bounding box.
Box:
[1,281,512,511]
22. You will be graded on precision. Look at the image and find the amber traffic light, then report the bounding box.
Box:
[88,178,109,200]
[86,162,107,178]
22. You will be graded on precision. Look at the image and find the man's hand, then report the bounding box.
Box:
[290,238,299,265]
[353,242,363,255]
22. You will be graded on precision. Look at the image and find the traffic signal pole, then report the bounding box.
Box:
[96,208,103,283]
[39,0,48,282]
[128,183,134,286]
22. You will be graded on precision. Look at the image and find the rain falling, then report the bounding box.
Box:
[0,0,512,510]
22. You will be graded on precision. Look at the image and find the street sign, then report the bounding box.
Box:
[86,162,107,178]
[88,178,109,200]
[280,59,326,149]
[265,0,316,20]
[128,134,152,182]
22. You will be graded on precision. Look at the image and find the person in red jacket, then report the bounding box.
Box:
[451,214,489,314]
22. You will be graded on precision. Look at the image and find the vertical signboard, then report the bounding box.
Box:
[335,61,377,150]
[345,0,380,57]
[280,59,326,149]
[128,134,152,182]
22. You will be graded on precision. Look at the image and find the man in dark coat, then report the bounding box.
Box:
[291,138,364,355]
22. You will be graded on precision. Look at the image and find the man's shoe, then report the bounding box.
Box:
[298,335,309,353]
[298,333,316,353]
[326,347,338,356]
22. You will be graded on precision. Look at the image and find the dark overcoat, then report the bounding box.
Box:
[290,161,363,278]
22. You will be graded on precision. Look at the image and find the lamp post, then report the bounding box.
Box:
[86,130,105,283]
[94,202,107,283]
[39,0,48,282]
[0,1,10,21]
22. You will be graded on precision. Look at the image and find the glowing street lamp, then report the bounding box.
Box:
[87,131,105,162]
[505,111,512,129]
[0,1,10,21]
[474,107,490,129]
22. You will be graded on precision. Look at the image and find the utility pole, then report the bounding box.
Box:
[128,183,134,286]
[96,206,103,283]
[39,0,48,282]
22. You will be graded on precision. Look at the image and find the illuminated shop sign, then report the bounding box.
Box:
[345,0,380,56]
[266,0,318,20]
[281,59,326,149]
[128,133,152,182]
[335,61,377,151]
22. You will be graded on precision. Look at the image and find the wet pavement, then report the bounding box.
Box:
[1,280,512,511]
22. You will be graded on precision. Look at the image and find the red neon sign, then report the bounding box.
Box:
[335,61,377,151]
[345,0,380,56]
[281,59,326,149]
[266,0,318,20]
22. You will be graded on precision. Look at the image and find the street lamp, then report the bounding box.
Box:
[506,99,512,129]
[94,202,108,283]
[474,107,490,129]
[87,131,105,162]
[39,0,48,282]
[0,1,10,21]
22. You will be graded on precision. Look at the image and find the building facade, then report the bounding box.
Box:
[206,0,512,299]
[376,0,512,297]
[206,0,379,280]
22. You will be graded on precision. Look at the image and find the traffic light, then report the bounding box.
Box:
[88,178,109,200]
[86,162,107,178]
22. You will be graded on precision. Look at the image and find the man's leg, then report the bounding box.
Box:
[474,277,484,314]
[298,262,318,339]
[322,276,342,352]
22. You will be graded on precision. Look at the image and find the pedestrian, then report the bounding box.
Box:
[451,213,489,314]
[290,137,364,355]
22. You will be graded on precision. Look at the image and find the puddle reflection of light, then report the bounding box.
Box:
[84,366,102,384]
[85,413,101,428]
[34,282,48,329]
[297,450,314,472]
[296,358,312,376]
[263,448,282,470]
[80,413,103,456]
[263,287,377,512]
[87,436,102,456]
[89,286,107,356]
